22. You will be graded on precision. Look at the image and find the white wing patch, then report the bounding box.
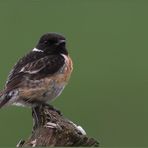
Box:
[20,67,25,72]
[32,48,43,52]
[20,67,40,74]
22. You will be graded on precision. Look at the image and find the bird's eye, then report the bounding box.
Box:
[44,40,48,44]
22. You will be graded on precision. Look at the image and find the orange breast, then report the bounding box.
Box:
[64,55,73,81]
[50,55,73,84]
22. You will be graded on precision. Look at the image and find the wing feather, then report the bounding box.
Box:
[5,54,65,93]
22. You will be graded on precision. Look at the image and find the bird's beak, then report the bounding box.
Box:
[56,40,66,45]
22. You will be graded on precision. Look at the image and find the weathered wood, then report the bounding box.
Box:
[17,104,99,147]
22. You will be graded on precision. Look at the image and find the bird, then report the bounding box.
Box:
[0,33,73,109]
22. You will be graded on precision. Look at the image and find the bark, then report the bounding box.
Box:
[17,104,99,147]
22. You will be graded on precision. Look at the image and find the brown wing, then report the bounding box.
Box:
[5,55,65,93]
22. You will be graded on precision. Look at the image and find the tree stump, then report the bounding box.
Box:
[17,104,99,147]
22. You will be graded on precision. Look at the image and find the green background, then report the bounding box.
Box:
[0,0,147,146]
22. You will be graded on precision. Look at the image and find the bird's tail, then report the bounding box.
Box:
[0,91,11,109]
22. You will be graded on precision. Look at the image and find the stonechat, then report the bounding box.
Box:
[0,33,73,108]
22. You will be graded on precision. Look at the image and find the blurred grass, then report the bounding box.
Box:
[0,0,148,146]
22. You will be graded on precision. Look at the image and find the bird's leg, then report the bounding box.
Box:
[32,106,40,132]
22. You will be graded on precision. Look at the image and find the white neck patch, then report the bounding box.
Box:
[32,48,43,52]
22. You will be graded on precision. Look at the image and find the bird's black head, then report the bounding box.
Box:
[36,33,68,55]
